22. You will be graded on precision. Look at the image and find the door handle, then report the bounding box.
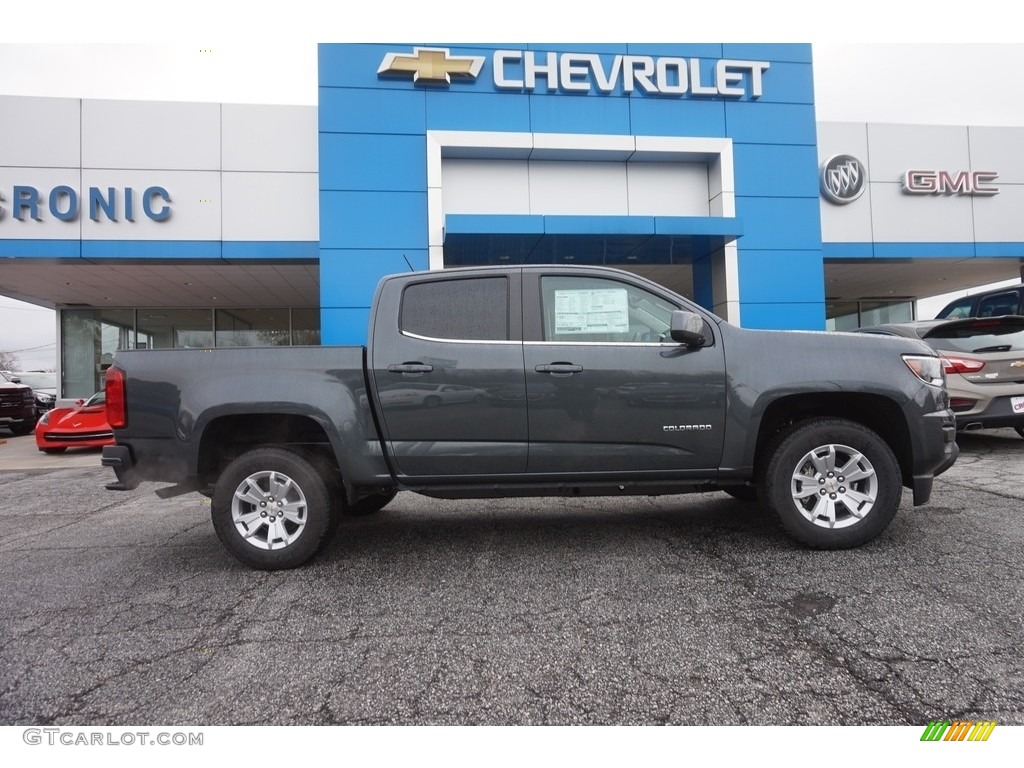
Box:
[387,363,434,374]
[535,363,583,375]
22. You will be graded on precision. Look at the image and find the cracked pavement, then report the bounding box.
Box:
[0,429,1022,725]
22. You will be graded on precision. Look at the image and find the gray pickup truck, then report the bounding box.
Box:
[102,265,958,569]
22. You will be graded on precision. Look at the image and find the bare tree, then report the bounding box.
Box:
[0,351,20,371]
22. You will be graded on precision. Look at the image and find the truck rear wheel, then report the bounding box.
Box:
[211,447,334,570]
[762,418,901,549]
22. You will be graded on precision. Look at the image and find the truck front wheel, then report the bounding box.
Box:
[762,418,901,549]
[211,447,334,570]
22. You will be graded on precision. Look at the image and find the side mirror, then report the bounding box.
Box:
[75,399,85,406]
[670,310,707,347]
[9,376,20,383]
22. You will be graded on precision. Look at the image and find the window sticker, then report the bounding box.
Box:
[554,289,629,334]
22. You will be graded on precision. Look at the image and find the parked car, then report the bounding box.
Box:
[0,372,37,435]
[856,315,1024,438]
[7,371,57,415]
[34,391,115,453]
[935,283,1024,320]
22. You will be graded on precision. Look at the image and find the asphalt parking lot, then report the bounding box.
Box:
[0,427,1022,726]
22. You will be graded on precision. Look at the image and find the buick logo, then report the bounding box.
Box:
[820,154,866,204]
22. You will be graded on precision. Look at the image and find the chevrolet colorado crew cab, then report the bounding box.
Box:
[102,265,959,570]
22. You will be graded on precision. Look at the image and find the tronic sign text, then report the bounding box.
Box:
[902,170,999,196]
[0,185,172,223]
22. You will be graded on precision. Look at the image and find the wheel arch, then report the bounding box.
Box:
[753,393,913,487]
[196,412,344,492]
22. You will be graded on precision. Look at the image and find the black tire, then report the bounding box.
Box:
[211,447,334,570]
[761,418,901,549]
[343,489,398,517]
[41,447,67,454]
[722,485,759,503]
[10,421,36,436]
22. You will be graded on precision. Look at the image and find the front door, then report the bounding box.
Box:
[523,271,726,475]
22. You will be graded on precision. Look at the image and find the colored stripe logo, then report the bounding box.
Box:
[920,720,997,741]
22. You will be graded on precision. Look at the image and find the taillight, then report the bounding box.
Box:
[940,355,985,375]
[105,366,127,429]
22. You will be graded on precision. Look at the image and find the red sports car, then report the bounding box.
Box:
[35,391,115,453]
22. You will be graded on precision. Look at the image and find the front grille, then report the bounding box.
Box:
[43,431,114,443]
[0,393,25,408]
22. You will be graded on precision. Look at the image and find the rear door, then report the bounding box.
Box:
[369,271,528,478]
[522,270,727,475]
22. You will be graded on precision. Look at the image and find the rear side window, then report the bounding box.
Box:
[976,291,1021,318]
[400,277,509,341]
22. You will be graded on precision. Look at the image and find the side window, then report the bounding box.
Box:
[540,276,677,343]
[400,277,509,341]
[938,298,974,319]
[977,292,1019,318]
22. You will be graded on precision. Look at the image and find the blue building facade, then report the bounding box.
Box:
[317,43,823,344]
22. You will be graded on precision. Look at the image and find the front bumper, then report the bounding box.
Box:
[910,406,959,506]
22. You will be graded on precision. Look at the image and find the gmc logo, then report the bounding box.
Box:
[902,170,999,196]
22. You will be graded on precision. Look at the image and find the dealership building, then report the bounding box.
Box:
[1,43,1022,398]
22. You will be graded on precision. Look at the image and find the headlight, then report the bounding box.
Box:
[38,410,51,426]
[903,354,945,387]
[22,391,34,402]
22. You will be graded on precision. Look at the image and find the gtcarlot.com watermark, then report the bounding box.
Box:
[23,728,203,747]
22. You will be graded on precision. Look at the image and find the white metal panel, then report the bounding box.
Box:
[866,123,970,183]
[625,162,709,216]
[441,159,531,214]
[816,122,874,243]
[0,96,81,168]
[528,160,628,215]
[0,167,83,240]
[81,169,221,240]
[222,172,318,241]
[222,104,318,172]
[868,181,976,243]
[972,183,1024,242]
[968,126,1024,184]
[82,99,221,170]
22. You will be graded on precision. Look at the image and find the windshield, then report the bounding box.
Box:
[13,372,57,390]
[83,391,106,408]
[925,321,1024,354]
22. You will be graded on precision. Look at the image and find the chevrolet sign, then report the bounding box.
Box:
[378,47,770,98]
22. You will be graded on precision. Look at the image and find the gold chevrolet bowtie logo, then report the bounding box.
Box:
[378,47,484,85]
[1011,360,1024,368]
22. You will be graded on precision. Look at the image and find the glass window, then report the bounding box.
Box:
[401,277,508,341]
[827,300,914,330]
[291,309,321,346]
[977,292,1020,318]
[925,320,1024,353]
[938,298,974,319]
[216,309,290,347]
[858,300,914,327]
[825,302,861,331]
[540,276,676,343]
[61,308,136,398]
[136,309,213,350]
